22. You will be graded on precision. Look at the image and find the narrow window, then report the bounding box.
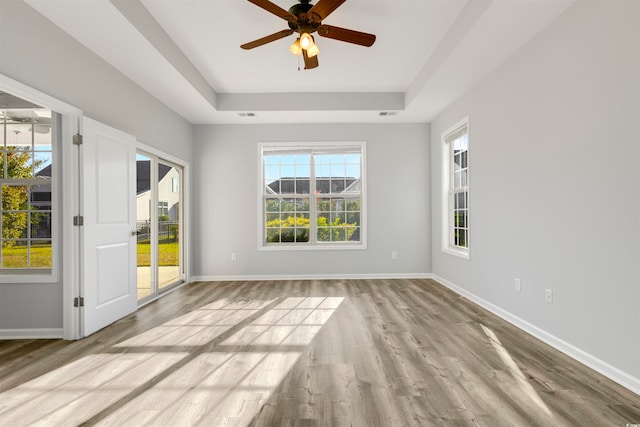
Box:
[442,118,469,258]
[261,143,365,249]
[1,108,55,271]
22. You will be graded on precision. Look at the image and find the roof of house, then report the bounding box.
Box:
[136,160,173,195]
[267,177,359,195]
[36,164,51,177]
[34,162,173,196]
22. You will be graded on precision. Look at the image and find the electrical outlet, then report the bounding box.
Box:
[231,252,237,262]
[514,278,521,292]
[391,251,398,260]
[545,289,553,304]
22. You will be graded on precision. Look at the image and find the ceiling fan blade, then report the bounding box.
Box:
[241,29,294,50]
[31,124,51,134]
[317,25,376,47]
[303,49,319,70]
[308,0,346,22]
[247,0,297,22]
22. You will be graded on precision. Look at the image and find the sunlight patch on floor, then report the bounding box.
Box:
[0,296,344,426]
[223,297,345,346]
[95,352,302,426]
[0,353,188,426]
[481,324,554,418]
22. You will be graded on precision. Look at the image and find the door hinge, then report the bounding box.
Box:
[73,297,84,307]
[73,215,84,226]
[73,133,83,145]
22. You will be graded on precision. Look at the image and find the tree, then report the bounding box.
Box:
[1,147,43,248]
[265,198,360,243]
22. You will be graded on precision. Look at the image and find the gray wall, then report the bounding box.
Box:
[431,1,639,386]
[0,0,193,158]
[193,123,431,279]
[0,0,193,332]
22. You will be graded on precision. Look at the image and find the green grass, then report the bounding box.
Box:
[1,244,52,268]
[2,242,179,268]
[137,241,179,267]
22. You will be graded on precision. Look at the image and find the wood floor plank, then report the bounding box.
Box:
[0,279,638,427]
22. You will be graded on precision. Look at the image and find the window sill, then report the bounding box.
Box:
[260,243,366,251]
[442,246,470,260]
[0,268,56,283]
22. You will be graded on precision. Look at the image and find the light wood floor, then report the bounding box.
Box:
[0,279,638,426]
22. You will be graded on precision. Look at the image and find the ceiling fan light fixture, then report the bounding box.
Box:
[299,32,313,49]
[289,39,302,55]
[306,42,319,58]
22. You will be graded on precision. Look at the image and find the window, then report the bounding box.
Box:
[1,108,55,270]
[158,200,169,218]
[260,142,365,248]
[442,118,469,258]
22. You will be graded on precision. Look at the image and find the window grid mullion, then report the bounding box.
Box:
[309,153,317,245]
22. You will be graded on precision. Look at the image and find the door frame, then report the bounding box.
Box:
[136,141,190,305]
[0,74,83,339]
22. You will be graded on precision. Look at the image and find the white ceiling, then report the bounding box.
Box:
[24,0,575,125]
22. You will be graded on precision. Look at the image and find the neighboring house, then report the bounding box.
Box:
[40,162,180,225]
[32,164,52,211]
[267,177,359,195]
[136,160,180,223]
[28,164,52,239]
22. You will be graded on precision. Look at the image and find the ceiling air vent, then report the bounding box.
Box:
[238,112,256,117]
[379,112,397,116]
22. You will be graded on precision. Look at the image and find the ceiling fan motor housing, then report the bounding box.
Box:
[288,1,318,33]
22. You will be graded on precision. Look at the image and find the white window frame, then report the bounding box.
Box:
[258,141,367,251]
[136,141,190,291]
[441,117,470,260]
[1,111,55,273]
[0,76,81,284]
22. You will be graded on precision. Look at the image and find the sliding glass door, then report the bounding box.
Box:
[157,160,181,290]
[136,152,183,302]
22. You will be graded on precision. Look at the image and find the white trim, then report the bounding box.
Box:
[441,116,470,259]
[137,280,190,309]
[442,246,471,260]
[0,75,81,116]
[191,273,433,282]
[136,140,188,167]
[0,74,83,340]
[431,274,640,396]
[136,141,191,286]
[257,244,366,252]
[0,328,63,339]
[62,114,81,340]
[258,141,367,250]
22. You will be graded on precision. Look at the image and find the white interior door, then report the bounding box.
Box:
[81,117,137,336]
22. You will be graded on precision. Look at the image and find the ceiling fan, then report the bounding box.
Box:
[1,110,52,134]
[241,0,376,70]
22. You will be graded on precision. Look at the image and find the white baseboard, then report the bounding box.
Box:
[191,273,433,282]
[431,274,640,396]
[0,328,63,340]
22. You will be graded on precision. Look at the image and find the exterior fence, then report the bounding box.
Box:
[136,220,179,242]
